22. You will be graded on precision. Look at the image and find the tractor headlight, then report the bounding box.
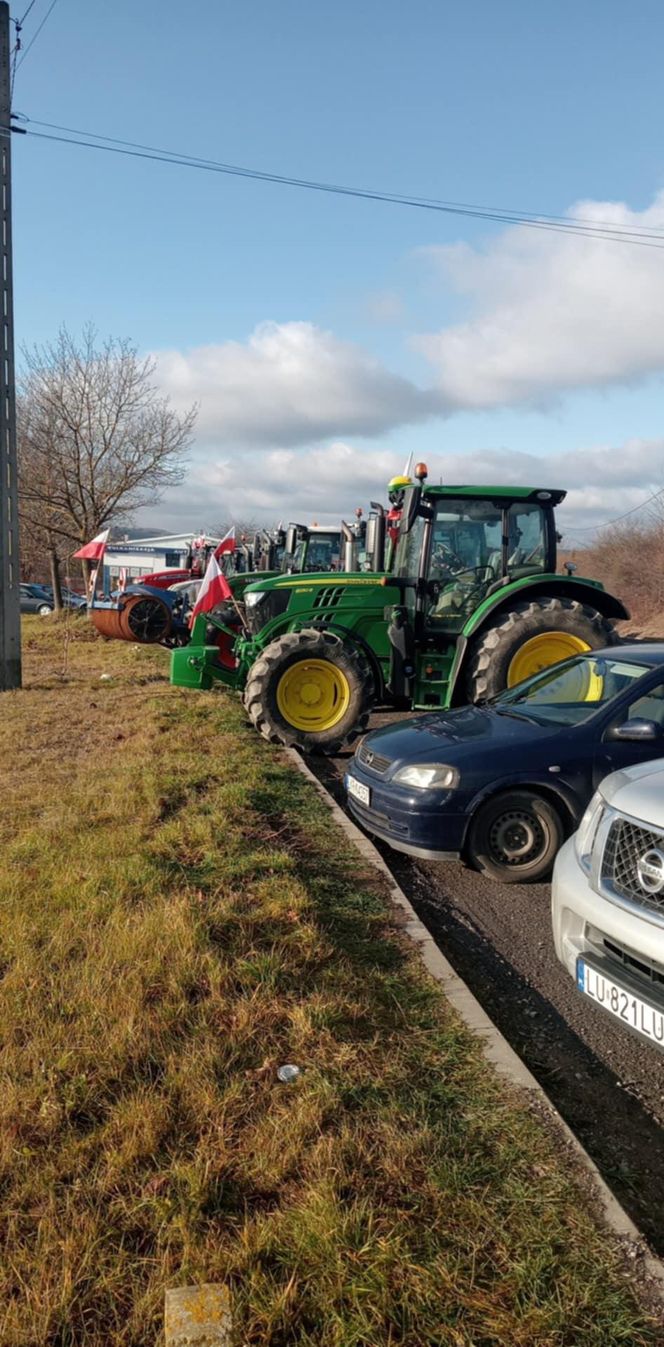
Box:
[574,791,605,872]
[392,763,459,790]
[243,586,292,634]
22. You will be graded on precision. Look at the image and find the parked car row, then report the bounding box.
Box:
[20,583,87,615]
[344,645,664,1054]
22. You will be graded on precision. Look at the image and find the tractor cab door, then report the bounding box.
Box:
[423,500,504,636]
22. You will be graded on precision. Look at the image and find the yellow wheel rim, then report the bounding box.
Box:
[276,659,351,732]
[508,632,593,689]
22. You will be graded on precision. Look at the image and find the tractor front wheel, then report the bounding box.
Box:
[244,629,374,753]
[466,597,618,701]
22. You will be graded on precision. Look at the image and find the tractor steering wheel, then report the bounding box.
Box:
[431,541,466,574]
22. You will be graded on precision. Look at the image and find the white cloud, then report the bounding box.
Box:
[153,321,437,445]
[418,193,664,407]
[139,437,664,540]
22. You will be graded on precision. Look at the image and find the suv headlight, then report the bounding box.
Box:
[574,791,605,872]
[392,763,459,790]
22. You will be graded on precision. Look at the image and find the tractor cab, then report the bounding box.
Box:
[253,527,286,573]
[282,523,342,574]
[394,485,563,636]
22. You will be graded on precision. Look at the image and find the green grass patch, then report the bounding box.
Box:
[0,618,658,1345]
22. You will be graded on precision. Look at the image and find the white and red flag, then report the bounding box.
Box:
[214,525,235,559]
[190,552,233,622]
[73,528,110,561]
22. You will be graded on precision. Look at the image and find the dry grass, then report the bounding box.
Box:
[568,508,664,634]
[0,619,658,1345]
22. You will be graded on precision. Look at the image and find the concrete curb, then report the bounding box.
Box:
[285,747,664,1301]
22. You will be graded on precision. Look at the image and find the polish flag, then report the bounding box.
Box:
[214,525,235,559]
[73,528,110,561]
[118,567,128,591]
[190,551,233,622]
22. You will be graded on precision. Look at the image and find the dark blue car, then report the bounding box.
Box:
[344,645,664,883]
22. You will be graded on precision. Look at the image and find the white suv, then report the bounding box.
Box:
[552,759,664,1051]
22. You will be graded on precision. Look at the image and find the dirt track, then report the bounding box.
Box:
[310,718,664,1255]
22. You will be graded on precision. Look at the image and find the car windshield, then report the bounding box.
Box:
[495,656,652,725]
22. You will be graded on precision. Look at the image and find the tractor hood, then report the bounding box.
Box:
[243,571,390,594]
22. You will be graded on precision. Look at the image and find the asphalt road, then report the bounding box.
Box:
[310,713,664,1255]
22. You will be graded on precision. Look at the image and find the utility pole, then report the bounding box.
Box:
[0,1,20,688]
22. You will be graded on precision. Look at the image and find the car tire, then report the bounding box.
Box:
[38,604,53,616]
[466,790,565,884]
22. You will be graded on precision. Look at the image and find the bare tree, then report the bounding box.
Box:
[18,326,196,602]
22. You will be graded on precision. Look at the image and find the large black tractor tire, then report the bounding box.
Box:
[466,597,619,702]
[466,789,565,884]
[244,628,375,754]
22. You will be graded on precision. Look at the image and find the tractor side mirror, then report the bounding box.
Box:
[609,718,660,742]
[285,524,298,555]
[401,486,422,534]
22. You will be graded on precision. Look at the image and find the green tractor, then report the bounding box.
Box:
[171,473,628,753]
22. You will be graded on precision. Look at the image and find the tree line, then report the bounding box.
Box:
[18,326,196,604]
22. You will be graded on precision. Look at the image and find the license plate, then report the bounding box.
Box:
[576,958,664,1049]
[347,775,370,807]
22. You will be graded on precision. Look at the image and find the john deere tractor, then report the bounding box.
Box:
[171,473,629,753]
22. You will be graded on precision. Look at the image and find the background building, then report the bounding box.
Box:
[102,534,220,594]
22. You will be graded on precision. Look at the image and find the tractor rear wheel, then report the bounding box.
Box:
[466,597,619,701]
[244,628,374,753]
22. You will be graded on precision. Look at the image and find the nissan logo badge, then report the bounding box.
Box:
[636,848,664,895]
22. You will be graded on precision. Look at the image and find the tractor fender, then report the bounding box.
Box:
[447,576,629,702]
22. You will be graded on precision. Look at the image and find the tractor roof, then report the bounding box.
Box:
[421,485,566,505]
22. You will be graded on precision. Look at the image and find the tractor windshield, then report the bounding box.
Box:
[287,532,341,573]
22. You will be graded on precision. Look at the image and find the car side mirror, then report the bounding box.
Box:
[610,718,660,742]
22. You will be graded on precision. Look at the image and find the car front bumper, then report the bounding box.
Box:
[344,765,466,860]
[552,836,664,1051]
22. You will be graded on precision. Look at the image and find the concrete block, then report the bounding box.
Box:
[164,1284,232,1346]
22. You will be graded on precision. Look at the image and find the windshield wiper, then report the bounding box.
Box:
[493,706,542,724]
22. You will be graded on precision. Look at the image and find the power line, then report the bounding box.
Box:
[15,0,60,72]
[18,0,38,24]
[15,120,664,249]
[25,117,664,241]
[563,486,664,534]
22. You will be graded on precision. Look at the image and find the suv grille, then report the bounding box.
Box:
[601,816,664,916]
[357,740,391,774]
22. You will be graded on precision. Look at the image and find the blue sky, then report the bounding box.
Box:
[11,0,664,536]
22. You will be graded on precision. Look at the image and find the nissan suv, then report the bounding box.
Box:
[552,759,664,1052]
